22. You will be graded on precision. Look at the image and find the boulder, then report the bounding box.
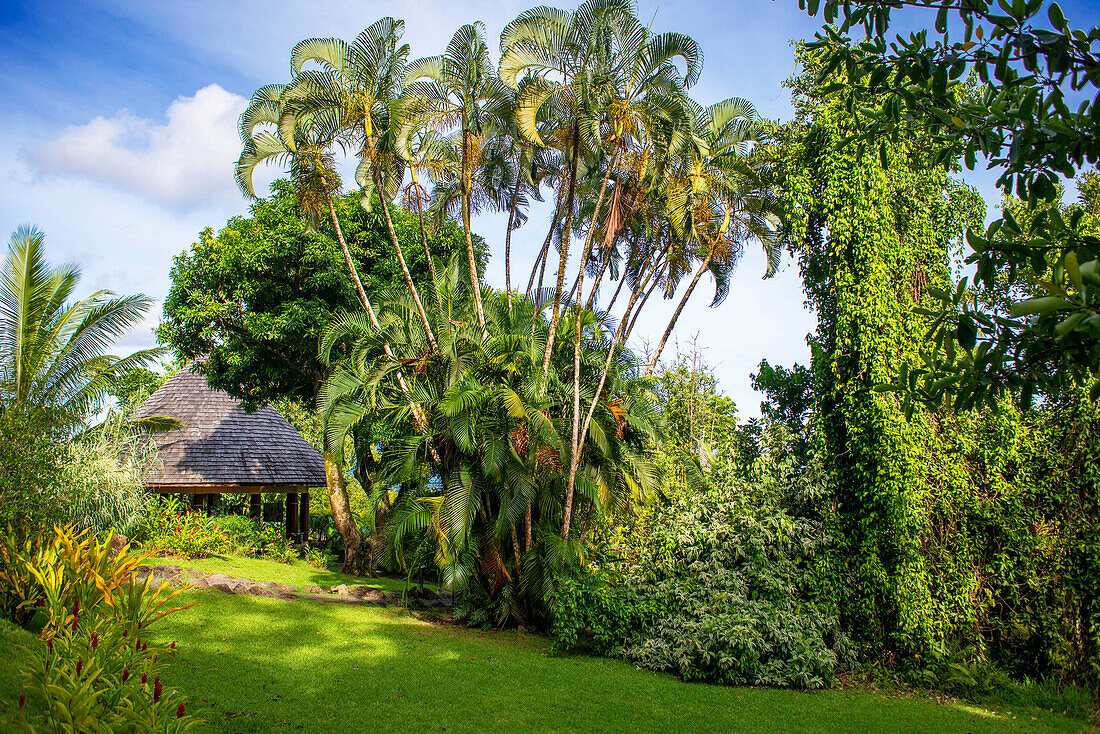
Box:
[211,582,241,594]
[304,586,323,595]
[190,577,211,589]
[330,584,351,596]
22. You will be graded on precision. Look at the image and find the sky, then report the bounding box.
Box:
[2,0,1097,418]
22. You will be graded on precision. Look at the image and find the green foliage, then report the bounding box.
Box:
[303,547,336,570]
[158,181,470,410]
[554,477,847,689]
[264,537,298,565]
[0,526,197,733]
[65,417,158,538]
[0,407,66,531]
[775,48,984,658]
[800,0,1100,407]
[134,498,231,559]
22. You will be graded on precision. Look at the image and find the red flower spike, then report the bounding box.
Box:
[177,702,185,719]
[76,659,83,676]
[18,693,24,709]
[122,628,128,637]
[153,677,162,703]
[141,672,147,685]
[142,642,147,652]
[90,632,98,650]
[122,667,130,682]
[47,637,53,654]
[169,641,176,649]
[71,599,79,631]
[35,597,45,607]
[135,639,141,652]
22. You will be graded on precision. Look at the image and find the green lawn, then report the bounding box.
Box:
[140,553,414,593]
[131,556,1086,734]
[1,556,1089,734]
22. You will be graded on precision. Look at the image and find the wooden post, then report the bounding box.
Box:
[299,492,310,540]
[249,494,261,520]
[205,494,216,516]
[191,494,203,512]
[286,493,299,540]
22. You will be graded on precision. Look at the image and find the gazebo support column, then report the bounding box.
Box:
[286,493,299,540]
[249,494,261,520]
[299,492,310,541]
[191,494,203,513]
[205,494,216,516]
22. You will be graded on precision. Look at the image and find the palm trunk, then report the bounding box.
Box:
[646,245,715,375]
[562,154,617,539]
[373,170,437,351]
[527,209,559,295]
[583,248,613,311]
[409,168,439,289]
[325,450,363,575]
[525,505,533,551]
[561,259,661,539]
[461,128,487,331]
[327,194,372,314]
[504,169,522,312]
[330,194,441,468]
[541,134,581,374]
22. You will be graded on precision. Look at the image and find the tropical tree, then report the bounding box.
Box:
[0,225,159,424]
[319,258,660,624]
[401,21,516,330]
[646,98,787,371]
[283,18,437,346]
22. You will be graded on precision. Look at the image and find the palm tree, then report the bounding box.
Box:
[319,258,659,624]
[283,19,437,349]
[646,97,787,372]
[0,225,159,425]
[235,85,372,571]
[401,21,515,331]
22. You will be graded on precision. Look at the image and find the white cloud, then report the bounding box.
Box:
[24,84,247,210]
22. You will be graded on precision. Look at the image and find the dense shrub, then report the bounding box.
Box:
[134,497,231,558]
[0,407,66,531]
[66,418,157,538]
[0,526,199,732]
[554,479,848,689]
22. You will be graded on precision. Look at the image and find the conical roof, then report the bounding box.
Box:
[133,366,326,491]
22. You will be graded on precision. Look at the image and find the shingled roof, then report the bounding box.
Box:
[133,366,326,492]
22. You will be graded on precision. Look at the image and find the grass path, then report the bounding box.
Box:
[142,587,1087,734]
[141,554,414,593]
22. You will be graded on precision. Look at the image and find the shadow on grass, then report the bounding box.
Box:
[145,592,1083,734]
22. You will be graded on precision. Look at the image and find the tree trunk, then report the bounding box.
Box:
[504,167,522,312]
[561,156,616,538]
[325,450,363,574]
[373,170,437,350]
[461,128,487,331]
[562,256,661,539]
[541,135,581,374]
[409,168,439,289]
[646,246,715,375]
[327,194,373,314]
[527,209,559,296]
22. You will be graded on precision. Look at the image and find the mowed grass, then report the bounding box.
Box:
[140,553,413,593]
[0,555,1088,734]
[133,575,1086,733]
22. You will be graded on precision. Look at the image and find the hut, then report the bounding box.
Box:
[133,366,326,539]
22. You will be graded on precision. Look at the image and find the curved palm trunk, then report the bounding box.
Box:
[327,195,373,314]
[527,209,559,296]
[504,171,522,312]
[562,154,617,539]
[540,134,581,374]
[328,193,442,469]
[562,255,662,538]
[408,168,439,290]
[460,129,488,332]
[373,171,438,351]
[646,245,715,375]
[325,450,363,574]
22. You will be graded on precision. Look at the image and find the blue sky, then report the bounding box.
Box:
[2,0,1097,417]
